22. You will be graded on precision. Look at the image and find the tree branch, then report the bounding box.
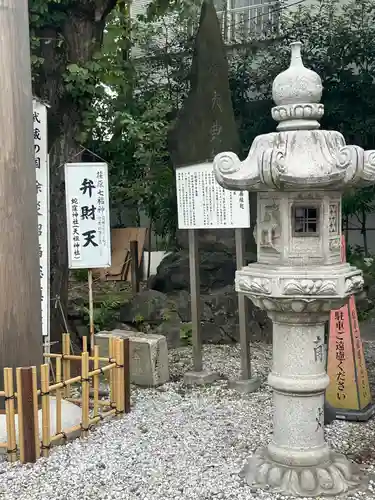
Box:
[95,0,120,21]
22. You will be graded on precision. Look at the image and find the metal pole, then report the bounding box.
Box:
[189,229,202,372]
[0,0,43,399]
[235,228,251,379]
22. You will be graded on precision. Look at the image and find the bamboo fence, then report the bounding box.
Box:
[0,334,130,464]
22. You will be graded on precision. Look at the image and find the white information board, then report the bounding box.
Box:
[33,98,50,340]
[176,162,250,229]
[65,162,111,269]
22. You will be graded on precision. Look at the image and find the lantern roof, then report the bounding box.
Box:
[213,42,374,192]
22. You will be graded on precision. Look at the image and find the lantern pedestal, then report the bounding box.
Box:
[240,312,362,497]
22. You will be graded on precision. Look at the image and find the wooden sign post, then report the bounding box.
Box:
[65,162,111,354]
[229,228,261,393]
[326,237,375,421]
[176,162,258,390]
[188,229,203,373]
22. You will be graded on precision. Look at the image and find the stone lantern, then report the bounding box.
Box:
[213,41,370,497]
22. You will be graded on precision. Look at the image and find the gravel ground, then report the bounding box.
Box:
[1,342,375,500]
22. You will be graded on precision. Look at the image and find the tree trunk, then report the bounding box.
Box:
[32,1,117,349]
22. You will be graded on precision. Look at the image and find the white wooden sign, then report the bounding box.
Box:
[65,162,111,269]
[176,162,250,229]
[33,98,50,340]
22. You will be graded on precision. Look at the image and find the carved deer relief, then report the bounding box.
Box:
[257,205,281,251]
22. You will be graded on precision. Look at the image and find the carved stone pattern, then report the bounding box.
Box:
[362,149,375,185]
[259,205,281,251]
[213,151,240,175]
[251,296,344,314]
[241,448,363,497]
[345,275,364,294]
[237,278,271,295]
[271,103,324,123]
[329,237,341,251]
[329,204,338,233]
[283,279,337,296]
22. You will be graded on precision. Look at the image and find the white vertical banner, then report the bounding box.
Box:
[33,98,50,343]
[65,162,111,269]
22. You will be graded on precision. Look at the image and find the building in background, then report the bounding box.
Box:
[130,0,329,46]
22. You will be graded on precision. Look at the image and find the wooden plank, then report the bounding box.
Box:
[4,368,17,462]
[102,228,131,281]
[124,338,131,414]
[40,364,51,458]
[130,240,140,293]
[123,228,137,281]
[93,227,148,282]
[18,367,38,464]
[125,228,147,281]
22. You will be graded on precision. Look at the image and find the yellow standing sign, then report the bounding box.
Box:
[326,237,374,420]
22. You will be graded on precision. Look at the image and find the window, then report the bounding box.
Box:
[215,0,280,42]
[293,206,319,236]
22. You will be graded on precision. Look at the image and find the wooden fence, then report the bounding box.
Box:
[0,333,130,464]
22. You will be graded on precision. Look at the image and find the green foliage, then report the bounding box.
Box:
[180,322,192,346]
[79,299,122,332]
[347,245,375,321]
[71,269,89,282]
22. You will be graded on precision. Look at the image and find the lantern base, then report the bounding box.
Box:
[240,446,364,497]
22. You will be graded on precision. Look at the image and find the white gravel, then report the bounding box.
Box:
[1,342,375,500]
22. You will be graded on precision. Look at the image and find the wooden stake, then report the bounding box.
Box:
[88,269,95,354]
[109,337,115,409]
[235,228,251,380]
[82,335,88,353]
[130,240,140,294]
[16,369,24,463]
[55,357,62,437]
[4,368,16,462]
[123,338,131,414]
[32,366,40,459]
[81,351,90,438]
[40,364,50,458]
[114,339,122,414]
[62,333,71,398]
[93,345,99,418]
[17,367,38,463]
[188,229,202,372]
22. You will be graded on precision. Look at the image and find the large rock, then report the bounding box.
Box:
[149,250,237,293]
[119,287,272,347]
[120,289,178,325]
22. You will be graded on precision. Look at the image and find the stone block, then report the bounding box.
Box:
[96,329,169,387]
